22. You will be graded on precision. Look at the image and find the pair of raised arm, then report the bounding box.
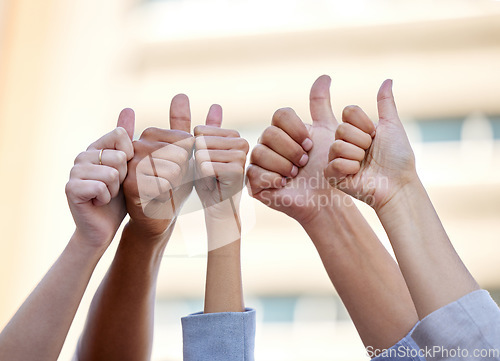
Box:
[0,95,248,361]
[248,76,496,359]
[249,76,478,320]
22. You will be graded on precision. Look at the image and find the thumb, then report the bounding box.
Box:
[377,79,400,124]
[205,104,223,127]
[310,74,337,126]
[170,94,191,132]
[117,108,135,140]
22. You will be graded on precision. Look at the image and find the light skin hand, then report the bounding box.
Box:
[66,108,135,249]
[0,112,134,361]
[324,79,418,211]
[324,79,479,318]
[123,94,195,241]
[193,104,247,313]
[194,104,249,223]
[247,75,341,226]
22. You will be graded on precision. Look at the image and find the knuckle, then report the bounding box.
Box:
[272,107,294,126]
[115,150,127,164]
[64,181,74,196]
[260,126,277,144]
[239,138,250,153]
[250,144,264,163]
[95,181,107,194]
[234,138,248,151]
[193,125,203,136]
[74,151,86,164]
[141,127,159,139]
[109,168,120,182]
[331,140,344,155]
[114,126,128,138]
[336,123,347,139]
[342,105,360,118]
[331,159,343,172]
[132,139,148,155]
[69,166,80,179]
[236,150,247,164]
[245,165,255,180]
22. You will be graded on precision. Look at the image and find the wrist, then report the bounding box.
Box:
[299,190,353,233]
[375,172,422,217]
[205,212,241,252]
[69,230,107,261]
[122,219,174,248]
[203,193,241,219]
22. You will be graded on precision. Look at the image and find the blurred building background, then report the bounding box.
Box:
[1,0,500,360]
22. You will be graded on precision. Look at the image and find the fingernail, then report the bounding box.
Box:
[291,165,298,177]
[299,154,309,167]
[370,129,376,138]
[301,138,313,151]
[281,177,287,187]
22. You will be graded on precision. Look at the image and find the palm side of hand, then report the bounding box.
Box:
[344,122,415,210]
[331,81,416,211]
[193,110,249,219]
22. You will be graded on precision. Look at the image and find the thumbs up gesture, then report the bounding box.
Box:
[123,94,195,241]
[194,105,249,250]
[247,75,346,226]
[66,109,135,250]
[324,80,417,211]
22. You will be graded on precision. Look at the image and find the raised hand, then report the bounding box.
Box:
[194,104,249,250]
[123,94,195,240]
[65,109,134,249]
[324,80,417,211]
[247,75,348,226]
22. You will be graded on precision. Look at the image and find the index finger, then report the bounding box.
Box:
[271,108,312,151]
[87,127,134,160]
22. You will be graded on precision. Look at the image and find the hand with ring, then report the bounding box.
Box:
[65,109,135,250]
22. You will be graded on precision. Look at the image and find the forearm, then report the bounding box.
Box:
[376,176,479,319]
[78,221,171,361]
[302,194,418,351]
[204,209,244,314]
[0,232,103,361]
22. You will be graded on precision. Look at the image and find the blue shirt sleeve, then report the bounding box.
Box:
[370,323,427,361]
[411,289,500,360]
[181,308,256,361]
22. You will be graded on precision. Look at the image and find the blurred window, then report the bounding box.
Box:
[417,118,464,142]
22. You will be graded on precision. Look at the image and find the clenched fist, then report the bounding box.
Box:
[123,94,195,240]
[66,109,134,249]
[324,80,417,211]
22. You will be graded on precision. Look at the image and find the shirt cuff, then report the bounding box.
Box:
[181,308,256,361]
[371,322,426,361]
[411,289,500,360]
